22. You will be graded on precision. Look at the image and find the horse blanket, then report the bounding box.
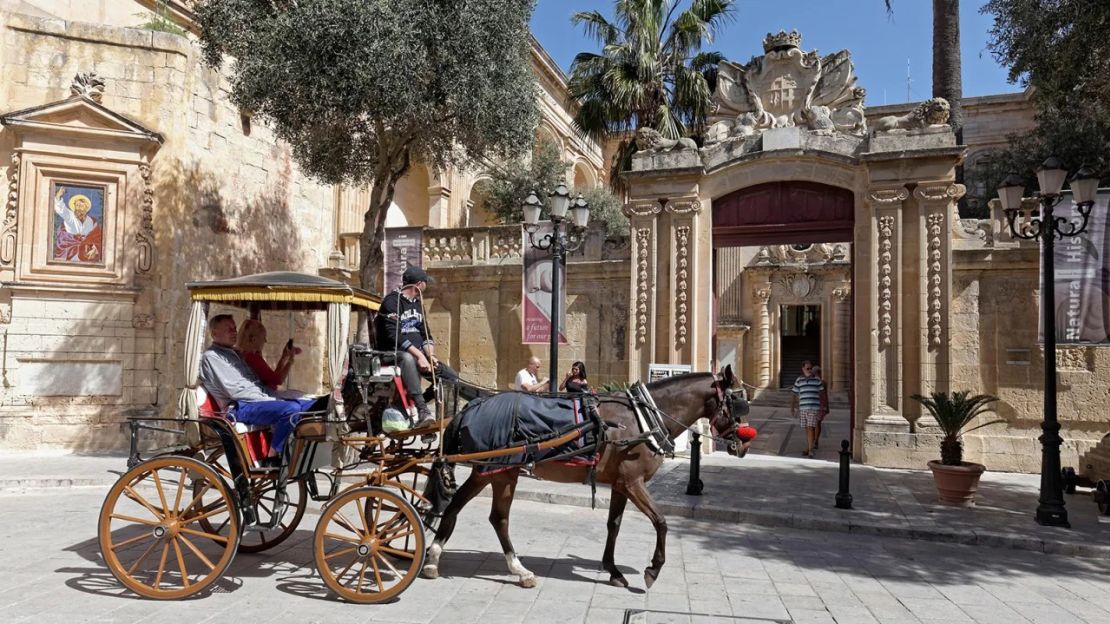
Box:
[445,391,599,472]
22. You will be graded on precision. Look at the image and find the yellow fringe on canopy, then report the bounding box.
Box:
[190,287,379,311]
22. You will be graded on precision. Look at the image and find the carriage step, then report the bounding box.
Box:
[306,469,340,502]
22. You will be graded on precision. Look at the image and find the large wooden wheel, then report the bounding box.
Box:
[194,447,307,553]
[313,486,425,603]
[98,455,240,599]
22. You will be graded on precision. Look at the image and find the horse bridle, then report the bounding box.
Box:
[710,380,750,450]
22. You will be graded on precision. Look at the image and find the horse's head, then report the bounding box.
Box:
[708,365,756,457]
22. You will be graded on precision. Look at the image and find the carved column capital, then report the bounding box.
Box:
[664,198,703,215]
[622,199,664,218]
[913,182,966,204]
[867,186,910,205]
[833,286,852,303]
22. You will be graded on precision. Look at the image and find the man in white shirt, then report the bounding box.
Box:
[512,356,548,392]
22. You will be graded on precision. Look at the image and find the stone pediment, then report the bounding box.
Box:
[1,73,163,145]
[705,30,867,144]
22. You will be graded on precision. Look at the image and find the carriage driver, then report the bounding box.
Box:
[374,265,466,428]
[199,314,325,469]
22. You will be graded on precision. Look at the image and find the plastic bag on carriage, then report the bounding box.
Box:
[381,407,411,433]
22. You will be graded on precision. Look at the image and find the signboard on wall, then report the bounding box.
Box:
[648,363,692,383]
[383,226,424,293]
[522,223,567,345]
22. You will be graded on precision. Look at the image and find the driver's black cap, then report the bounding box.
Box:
[402,265,433,285]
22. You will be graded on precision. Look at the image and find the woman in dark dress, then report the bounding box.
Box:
[559,361,590,394]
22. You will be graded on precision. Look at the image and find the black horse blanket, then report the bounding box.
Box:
[445,391,599,473]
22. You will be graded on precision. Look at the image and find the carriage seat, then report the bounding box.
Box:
[195,385,269,434]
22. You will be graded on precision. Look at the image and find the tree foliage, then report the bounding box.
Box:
[979,0,1110,197]
[483,141,628,240]
[192,0,538,290]
[568,0,734,192]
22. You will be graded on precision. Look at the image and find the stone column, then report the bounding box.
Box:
[623,200,663,381]
[663,199,703,365]
[914,183,963,395]
[832,285,852,393]
[865,186,910,431]
[756,285,772,389]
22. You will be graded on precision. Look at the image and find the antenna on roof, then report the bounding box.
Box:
[906,58,913,103]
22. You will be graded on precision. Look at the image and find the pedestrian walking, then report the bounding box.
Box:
[789,360,824,458]
[812,365,829,449]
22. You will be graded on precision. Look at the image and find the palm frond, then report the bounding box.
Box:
[910,391,1000,465]
[571,11,621,46]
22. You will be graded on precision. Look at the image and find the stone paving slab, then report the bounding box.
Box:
[1,446,1107,559]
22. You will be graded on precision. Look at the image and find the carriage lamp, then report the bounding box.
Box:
[521,185,591,392]
[998,157,1103,529]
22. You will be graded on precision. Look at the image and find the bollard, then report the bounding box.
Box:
[686,430,704,495]
[835,439,853,509]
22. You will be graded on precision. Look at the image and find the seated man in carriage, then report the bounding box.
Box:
[199,314,325,468]
[374,265,470,428]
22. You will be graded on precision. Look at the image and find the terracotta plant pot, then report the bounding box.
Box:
[927,460,986,507]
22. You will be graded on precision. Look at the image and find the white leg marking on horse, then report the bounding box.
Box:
[422,542,443,579]
[505,553,537,588]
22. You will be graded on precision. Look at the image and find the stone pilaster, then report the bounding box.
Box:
[914,182,963,397]
[755,284,772,388]
[623,199,663,380]
[865,186,909,431]
[663,198,703,364]
[832,285,852,393]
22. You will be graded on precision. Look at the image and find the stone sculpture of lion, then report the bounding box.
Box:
[872,97,951,134]
[635,127,698,152]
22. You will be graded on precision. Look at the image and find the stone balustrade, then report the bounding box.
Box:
[421,224,629,266]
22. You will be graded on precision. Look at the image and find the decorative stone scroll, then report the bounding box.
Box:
[70,71,106,103]
[135,164,154,274]
[877,214,895,347]
[622,200,664,218]
[868,187,910,205]
[674,225,691,347]
[926,212,944,346]
[665,200,702,215]
[1,152,17,268]
[635,227,651,345]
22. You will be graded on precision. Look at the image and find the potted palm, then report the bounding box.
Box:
[910,391,1000,507]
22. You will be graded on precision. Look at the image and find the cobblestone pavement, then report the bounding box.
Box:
[3,487,1110,624]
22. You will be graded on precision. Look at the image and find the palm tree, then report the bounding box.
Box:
[910,391,999,465]
[568,0,734,191]
[886,0,963,139]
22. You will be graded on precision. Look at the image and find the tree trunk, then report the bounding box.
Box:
[358,156,410,295]
[932,0,962,138]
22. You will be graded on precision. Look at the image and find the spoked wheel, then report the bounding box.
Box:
[194,447,307,553]
[1096,480,1110,516]
[98,455,240,599]
[314,486,425,603]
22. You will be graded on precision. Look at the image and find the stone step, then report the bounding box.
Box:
[1076,433,1110,481]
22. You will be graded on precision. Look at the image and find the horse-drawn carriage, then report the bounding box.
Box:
[98,272,752,603]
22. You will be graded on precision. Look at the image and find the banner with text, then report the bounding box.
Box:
[383,226,424,293]
[1044,191,1110,344]
[522,223,567,344]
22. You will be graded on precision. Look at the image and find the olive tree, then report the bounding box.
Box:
[193,0,538,290]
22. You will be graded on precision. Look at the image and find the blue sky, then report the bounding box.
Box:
[530,0,1021,106]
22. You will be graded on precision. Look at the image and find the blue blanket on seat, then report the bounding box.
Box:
[445,391,598,472]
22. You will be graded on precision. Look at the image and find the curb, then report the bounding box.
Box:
[498,486,1110,560]
[0,477,118,493]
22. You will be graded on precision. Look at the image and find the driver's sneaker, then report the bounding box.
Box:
[414,406,436,430]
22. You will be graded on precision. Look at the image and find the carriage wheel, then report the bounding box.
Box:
[1096,481,1110,516]
[313,486,425,603]
[98,456,240,599]
[194,447,307,553]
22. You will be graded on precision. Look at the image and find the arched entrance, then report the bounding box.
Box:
[712,181,855,458]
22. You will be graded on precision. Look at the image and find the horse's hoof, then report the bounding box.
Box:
[608,574,629,588]
[644,568,658,588]
[519,575,537,589]
[421,565,439,579]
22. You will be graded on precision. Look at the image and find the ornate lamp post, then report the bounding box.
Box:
[522,184,591,392]
[998,158,1099,528]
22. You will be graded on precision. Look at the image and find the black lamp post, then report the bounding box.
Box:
[998,158,1099,528]
[522,184,591,392]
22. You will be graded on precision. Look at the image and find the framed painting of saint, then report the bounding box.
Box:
[49,181,106,266]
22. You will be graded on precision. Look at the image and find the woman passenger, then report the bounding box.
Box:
[237,319,297,390]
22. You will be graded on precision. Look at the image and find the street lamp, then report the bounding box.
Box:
[522,184,591,392]
[998,158,1100,528]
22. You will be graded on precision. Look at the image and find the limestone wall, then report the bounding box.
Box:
[0,10,335,450]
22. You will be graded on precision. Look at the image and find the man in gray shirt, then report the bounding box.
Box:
[199,314,322,467]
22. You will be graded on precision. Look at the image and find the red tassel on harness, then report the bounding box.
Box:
[735,425,758,442]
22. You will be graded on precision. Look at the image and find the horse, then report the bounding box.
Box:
[420,365,748,589]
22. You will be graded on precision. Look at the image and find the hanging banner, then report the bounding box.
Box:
[522,223,567,344]
[1045,191,1110,344]
[383,226,424,293]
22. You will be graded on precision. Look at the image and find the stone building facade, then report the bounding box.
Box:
[0,1,605,449]
[1,3,1106,476]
